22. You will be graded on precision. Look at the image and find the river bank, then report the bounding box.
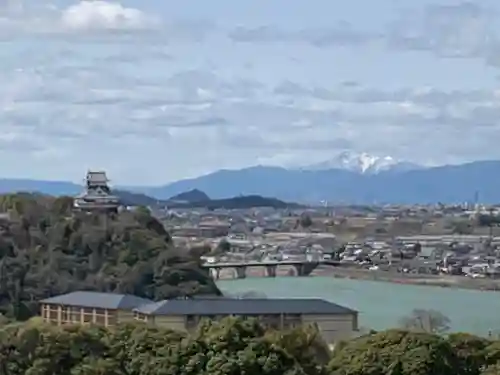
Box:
[321,267,500,291]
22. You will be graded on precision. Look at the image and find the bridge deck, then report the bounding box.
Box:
[202,260,340,268]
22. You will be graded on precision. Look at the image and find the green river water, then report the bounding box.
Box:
[217,277,500,336]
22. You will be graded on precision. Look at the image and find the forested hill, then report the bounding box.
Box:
[167,195,302,209]
[0,193,220,320]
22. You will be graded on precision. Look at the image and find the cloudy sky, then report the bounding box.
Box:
[1,0,500,185]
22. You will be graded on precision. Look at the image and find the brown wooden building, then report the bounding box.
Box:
[40,291,153,327]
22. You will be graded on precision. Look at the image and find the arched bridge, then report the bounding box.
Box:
[202,260,341,279]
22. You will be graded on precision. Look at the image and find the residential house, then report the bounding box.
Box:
[199,220,231,237]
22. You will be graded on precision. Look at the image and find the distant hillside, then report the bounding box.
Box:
[0,178,81,196]
[113,190,164,207]
[135,160,500,204]
[141,166,299,200]
[168,189,210,203]
[167,195,300,210]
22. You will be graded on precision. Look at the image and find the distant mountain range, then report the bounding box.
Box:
[3,157,500,204]
[135,160,500,204]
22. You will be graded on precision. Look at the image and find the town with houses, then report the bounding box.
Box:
[157,197,500,287]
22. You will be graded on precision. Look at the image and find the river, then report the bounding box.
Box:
[217,277,500,336]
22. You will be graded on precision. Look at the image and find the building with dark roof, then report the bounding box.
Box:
[40,291,153,326]
[38,291,358,343]
[133,297,358,343]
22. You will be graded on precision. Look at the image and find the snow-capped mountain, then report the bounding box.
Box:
[304,151,422,174]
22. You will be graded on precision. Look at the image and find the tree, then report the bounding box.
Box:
[181,317,307,375]
[134,205,151,216]
[483,364,500,375]
[4,318,500,375]
[452,221,474,235]
[300,215,313,228]
[478,215,500,228]
[188,244,211,259]
[484,340,500,366]
[215,239,231,254]
[447,333,489,375]
[399,309,451,334]
[0,320,109,375]
[104,323,185,375]
[413,242,422,254]
[70,358,123,375]
[269,324,330,375]
[328,329,458,375]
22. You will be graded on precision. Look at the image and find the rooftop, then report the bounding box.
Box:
[134,297,357,316]
[86,171,109,185]
[40,291,153,310]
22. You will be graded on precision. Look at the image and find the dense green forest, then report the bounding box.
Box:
[0,193,220,319]
[0,317,500,375]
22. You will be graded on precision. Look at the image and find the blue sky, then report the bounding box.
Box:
[1,0,500,185]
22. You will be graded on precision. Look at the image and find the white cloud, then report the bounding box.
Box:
[60,1,157,31]
[0,0,158,33]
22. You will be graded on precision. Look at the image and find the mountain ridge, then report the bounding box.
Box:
[0,160,500,204]
[138,160,500,204]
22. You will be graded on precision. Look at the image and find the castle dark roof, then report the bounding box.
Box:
[134,298,357,316]
[87,171,108,184]
[40,291,153,310]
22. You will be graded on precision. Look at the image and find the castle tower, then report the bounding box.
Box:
[73,170,120,213]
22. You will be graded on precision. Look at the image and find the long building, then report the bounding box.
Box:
[39,291,358,343]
